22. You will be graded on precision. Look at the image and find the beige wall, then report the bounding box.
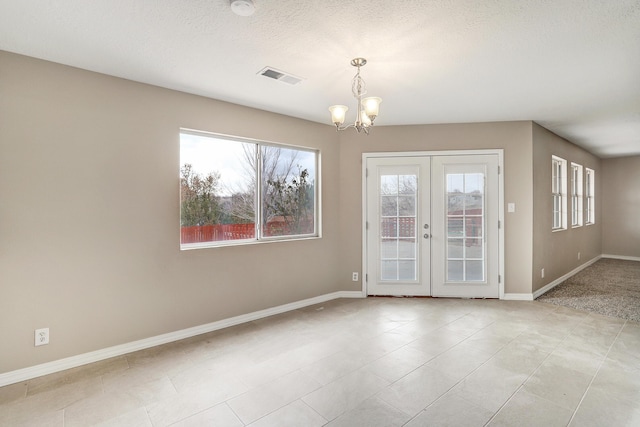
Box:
[0,51,342,373]
[601,156,640,258]
[2,50,622,376]
[336,122,535,295]
[531,123,602,292]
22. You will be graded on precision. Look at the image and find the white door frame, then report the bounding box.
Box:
[362,149,505,299]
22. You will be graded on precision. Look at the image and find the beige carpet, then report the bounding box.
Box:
[536,258,640,322]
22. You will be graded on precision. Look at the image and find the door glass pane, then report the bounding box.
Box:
[398,239,416,258]
[381,176,398,195]
[448,260,464,281]
[466,261,484,281]
[381,260,398,280]
[447,239,463,258]
[445,169,485,282]
[381,239,398,258]
[466,216,483,238]
[399,261,416,280]
[399,175,417,194]
[379,173,418,282]
[398,196,415,216]
[399,218,415,237]
[447,218,463,237]
[381,218,398,238]
[381,196,398,216]
[466,239,483,258]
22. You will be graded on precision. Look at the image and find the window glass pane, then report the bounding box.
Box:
[552,156,567,230]
[262,146,316,237]
[180,134,256,245]
[585,168,595,224]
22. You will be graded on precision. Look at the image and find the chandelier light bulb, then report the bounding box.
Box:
[329,105,348,126]
[362,97,382,119]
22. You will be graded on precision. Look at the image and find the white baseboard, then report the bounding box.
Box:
[503,293,534,301]
[532,255,601,300]
[0,290,365,387]
[602,254,640,262]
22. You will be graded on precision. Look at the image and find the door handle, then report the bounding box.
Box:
[423,233,431,239]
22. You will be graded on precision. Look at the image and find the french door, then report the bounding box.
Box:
[365,157,431,296]
[365,153,500,298]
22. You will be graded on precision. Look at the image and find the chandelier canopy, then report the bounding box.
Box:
[328,58,382,135]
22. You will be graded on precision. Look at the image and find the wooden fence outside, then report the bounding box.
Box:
[180,223,255,243]
[180,218,314,244]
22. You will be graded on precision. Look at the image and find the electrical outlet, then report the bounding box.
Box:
[35,328,49,346]
[352,272,359,281]
[578,252,581,260]
[541,268,545,279]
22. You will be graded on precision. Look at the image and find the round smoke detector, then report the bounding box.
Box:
[230,0,255,16]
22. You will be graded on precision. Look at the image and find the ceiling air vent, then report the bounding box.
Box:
[257,67,303,85]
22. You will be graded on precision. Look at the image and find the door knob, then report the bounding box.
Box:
[423,233,430,239]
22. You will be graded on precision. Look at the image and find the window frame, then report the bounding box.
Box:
[179,129,321,250]
[570,162,583,228]
[585,167,595,225]
[552,156,567,231]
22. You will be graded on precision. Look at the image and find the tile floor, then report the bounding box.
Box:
[1,297,639,426]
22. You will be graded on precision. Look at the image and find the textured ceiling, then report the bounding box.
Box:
[1,0,639,157]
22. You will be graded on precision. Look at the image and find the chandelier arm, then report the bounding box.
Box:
[335,123,356,132]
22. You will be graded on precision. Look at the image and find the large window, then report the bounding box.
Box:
[552,156,567,231]
[585,168,595,224]
[179,130,319,248]
[570,163,583,227]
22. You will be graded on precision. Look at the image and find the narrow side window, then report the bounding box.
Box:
[585,168,595,225]
[570,163,583,227]
[552,156,567,231]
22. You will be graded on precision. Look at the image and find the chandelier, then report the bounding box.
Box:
[328,58,382,134]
